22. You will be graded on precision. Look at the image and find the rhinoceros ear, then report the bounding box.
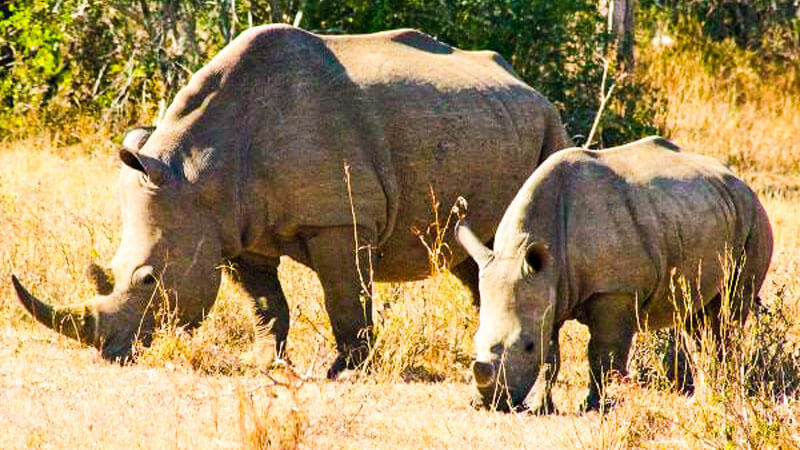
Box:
[119,149,169,186]
[455,221,492,268]
[122,127,154,152]
[119,126,168,185]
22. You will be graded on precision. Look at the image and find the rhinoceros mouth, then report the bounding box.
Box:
[471,390,528,412]
[98,324,155,362]
[100,339,135,362]
[472,374,535,412]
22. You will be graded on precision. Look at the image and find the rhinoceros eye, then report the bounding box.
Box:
[525,242,550,272]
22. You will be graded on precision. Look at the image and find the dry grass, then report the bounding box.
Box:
[641,35,800,178]
[2,36,800,448]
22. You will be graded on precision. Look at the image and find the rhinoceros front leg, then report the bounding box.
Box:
[305,226,374,379]
[529,325,562,414]
[229,255,290,368]
[582,294,636,412]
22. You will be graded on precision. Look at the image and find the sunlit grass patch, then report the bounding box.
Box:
[626,252,800,448]
[2,29,800,447]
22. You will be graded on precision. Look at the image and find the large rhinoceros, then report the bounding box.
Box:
[456,137,773,411]
[11,25,570,377]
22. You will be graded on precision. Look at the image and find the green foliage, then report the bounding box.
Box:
[0,0,244,136]
[641,1,800,84]
[0,1,71,132]
[647,0,800,54]
[0,1,660,145]
[296,0,660,146]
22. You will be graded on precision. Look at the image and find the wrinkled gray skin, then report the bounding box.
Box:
[457,137,773,412]
[12,25,570,377]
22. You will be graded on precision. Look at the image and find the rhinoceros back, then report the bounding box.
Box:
[502,139,771,327]
[157,25,567,280]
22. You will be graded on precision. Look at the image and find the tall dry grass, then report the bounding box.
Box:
[2,31,800,447]
[641,33,800,178]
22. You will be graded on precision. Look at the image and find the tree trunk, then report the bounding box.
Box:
[601,0,635,72]
[268,0,282,24]
[612,0,635,72]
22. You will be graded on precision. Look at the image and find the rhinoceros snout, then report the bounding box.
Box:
[471,360,516,411]
[471,387,514,412]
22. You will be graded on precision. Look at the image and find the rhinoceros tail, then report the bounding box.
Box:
[732,188,773,321]
[744,195,773,296]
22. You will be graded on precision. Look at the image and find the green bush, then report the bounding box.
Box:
[640,1,800,86]
[299,0,660,146]
[647,0,800,54]
[1,1,660,145]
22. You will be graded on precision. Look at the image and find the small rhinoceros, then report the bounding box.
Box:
[11,25,570,378]
[456,137,773,412]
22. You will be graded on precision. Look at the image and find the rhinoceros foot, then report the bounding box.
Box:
[326,344,370,380]
[662,335,695,395]
[528,397,557,415]
[579,392,617,414]
[240,339,278,369]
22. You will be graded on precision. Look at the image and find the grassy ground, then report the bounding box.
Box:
[2,39,800,448]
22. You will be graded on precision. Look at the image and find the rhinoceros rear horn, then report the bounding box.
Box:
[11,275,97,345]
[455,221,492,267]
[86,263,114,295]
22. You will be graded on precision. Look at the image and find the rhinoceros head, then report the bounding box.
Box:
[456,221,556,411]
[12,127,223,361]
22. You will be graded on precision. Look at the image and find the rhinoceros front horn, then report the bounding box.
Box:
[455,221,492,267]
[11,275,97,345]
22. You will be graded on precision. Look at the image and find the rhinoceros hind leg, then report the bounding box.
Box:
[305,226,375,379]
[582,293,636,412]
[229,255,290,368]
[529,325,562,415]
[668,281,755,394]
[665,293,725,394]
[662,330,695,395]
